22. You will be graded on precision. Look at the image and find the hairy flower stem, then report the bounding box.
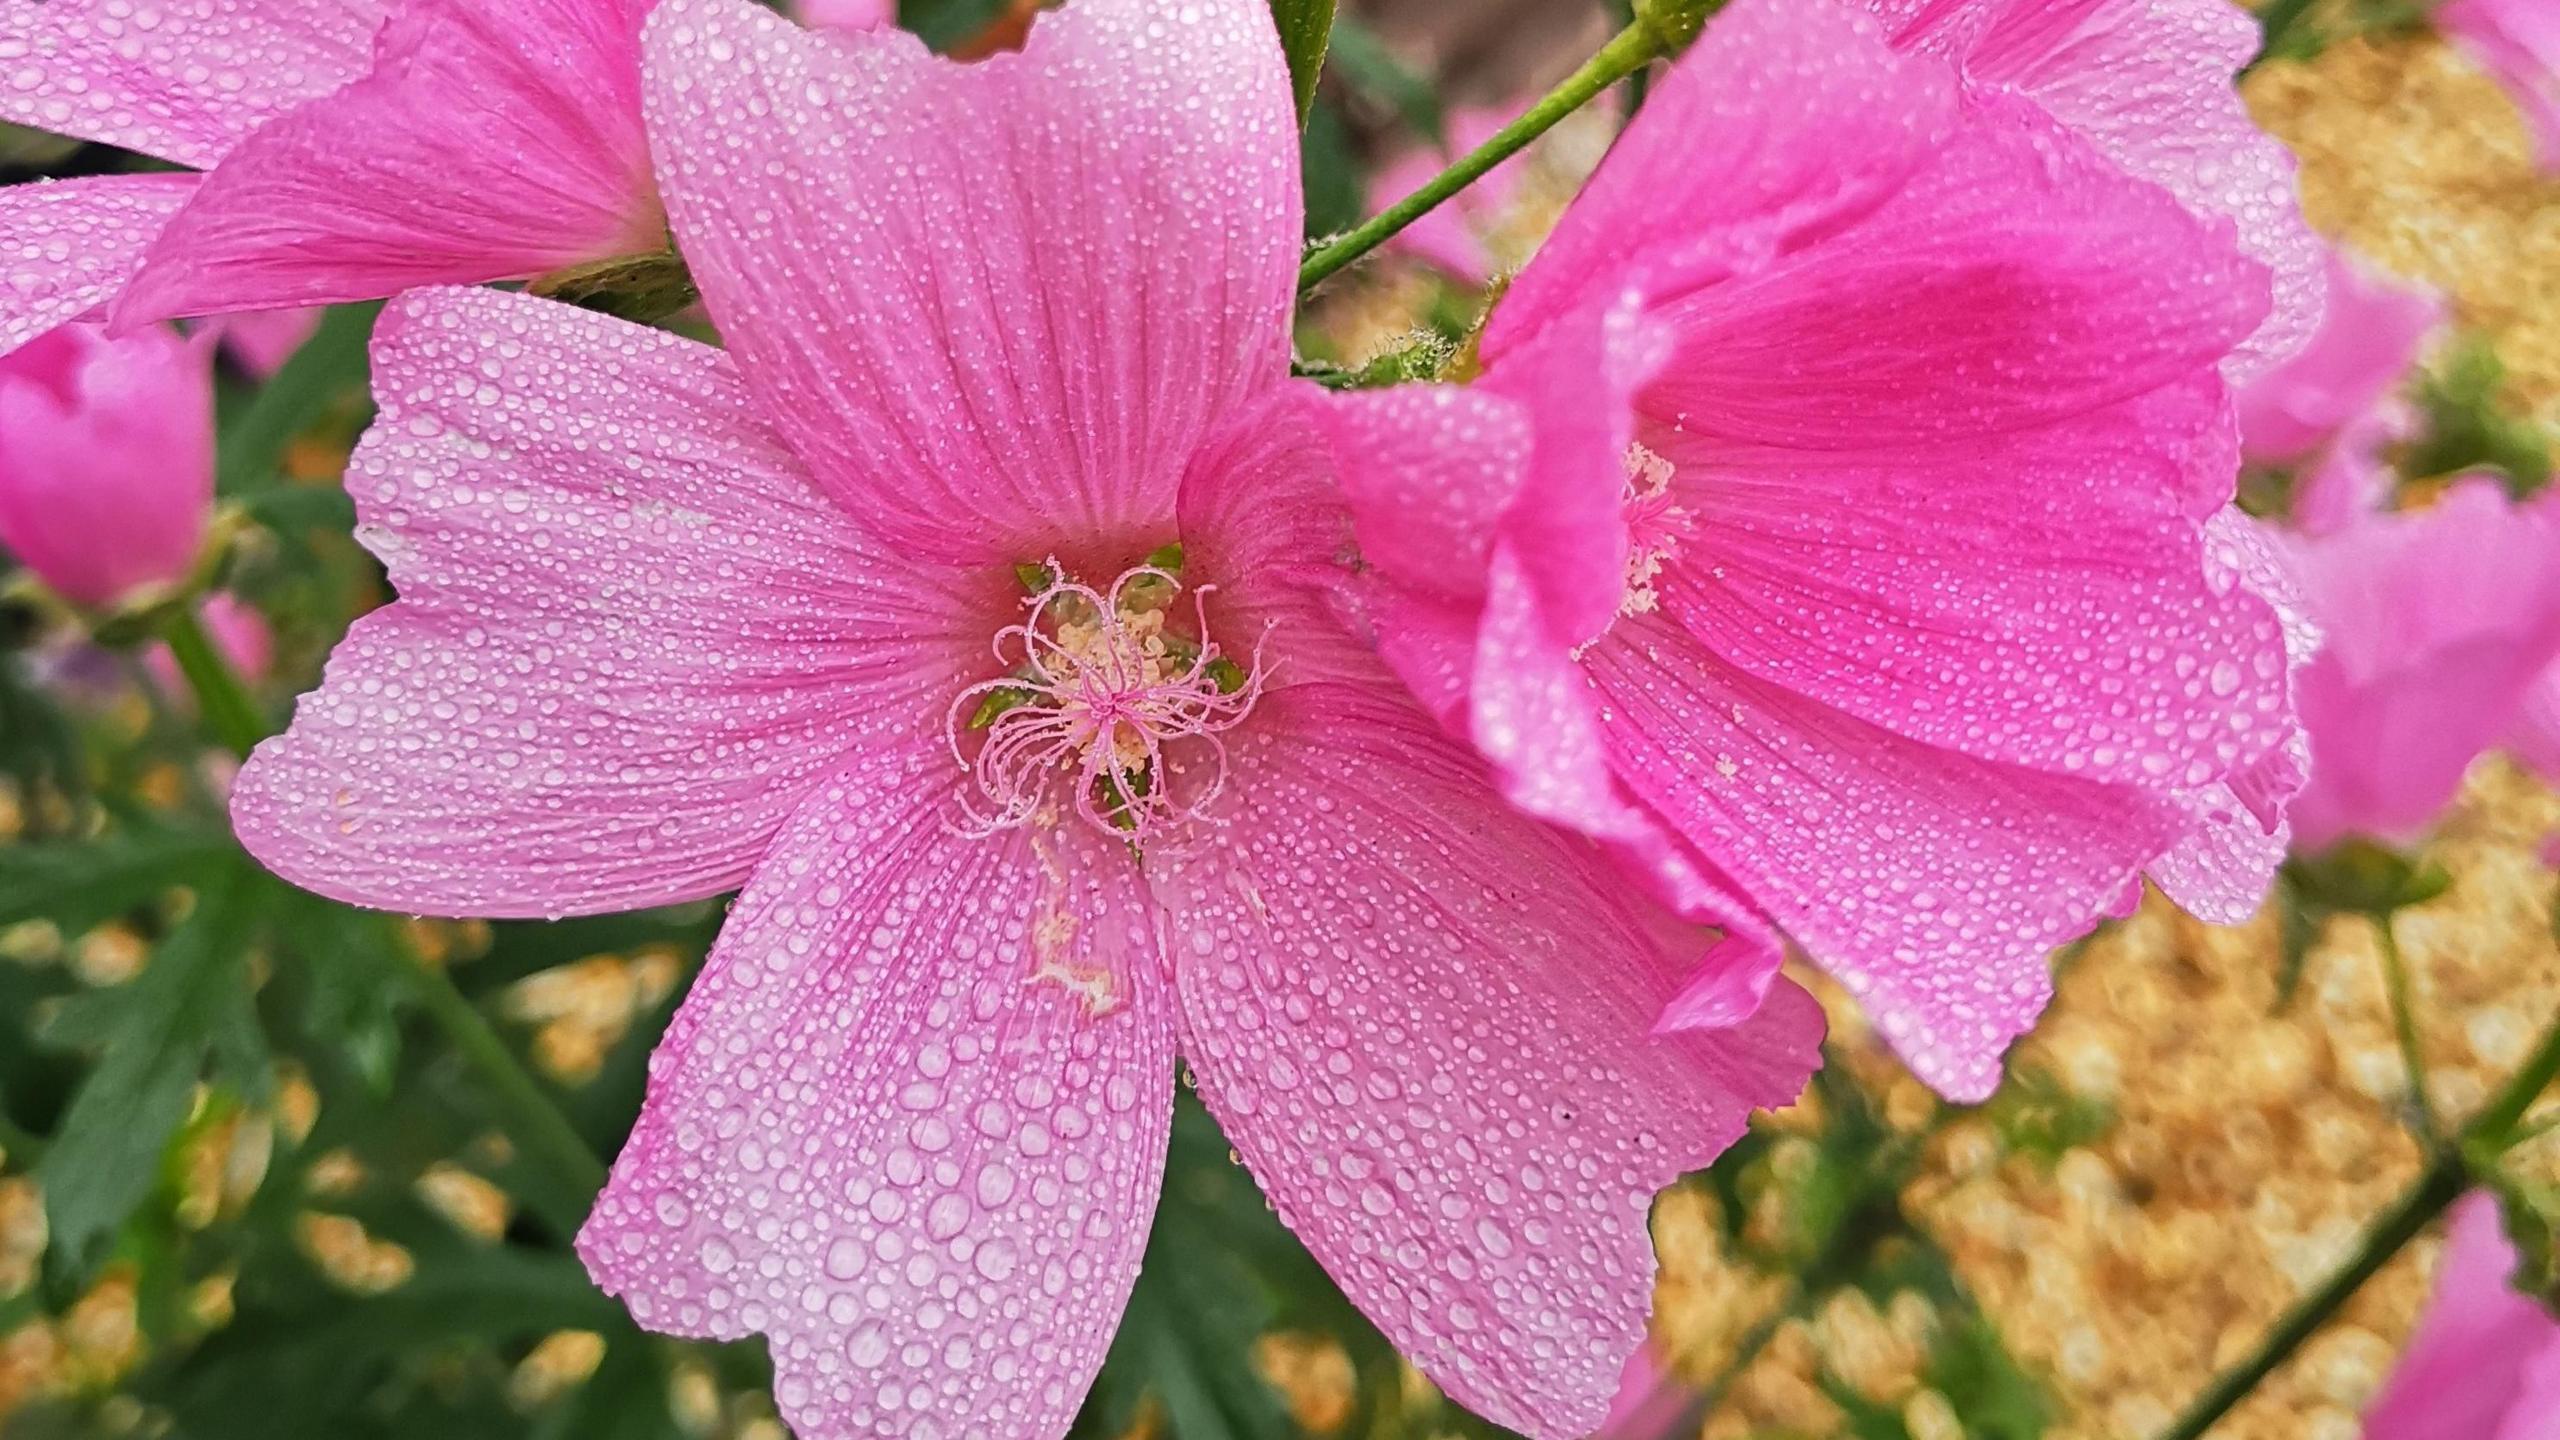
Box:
[158,603,610,1234]
[157,604,267,760]
[2153,1010,2560,1440]
[1296,21,1663,292]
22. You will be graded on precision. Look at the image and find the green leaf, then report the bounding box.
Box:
[217,302,380,499]
[1270,0,1337,126]
[36,869,268,1278]
[2402,333,2554,496]
[899,0,1013,52]
[0,818,235,934]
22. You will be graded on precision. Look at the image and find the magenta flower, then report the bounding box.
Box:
[226,0,1824,1433]
[2238,249,2443,466]
[1371,106,1534,286]
[0,0,661,358]
[2441,0,2560,172]
[1855,0,2326,376]
[2278,481,2560,852]
[0,322,212,609]
[1316,0,2302,1100]
[2364,1193,2560,1440]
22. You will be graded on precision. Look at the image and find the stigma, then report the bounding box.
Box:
[947,560,1267,844]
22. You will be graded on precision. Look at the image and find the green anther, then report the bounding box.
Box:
[1205,656,1247,695]
[968,685,1039,729]
[1014,562,1058,593]
[1143,542,1186,573]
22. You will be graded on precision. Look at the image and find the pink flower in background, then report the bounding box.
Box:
[227,0,1823,1434]
[1317,0,2301,1101]
[0,323,212,608]
[2279,481,2560,852]
[2364,1192,2560,1440]
[2441,0,2560,171]
[1859,0,2327,376]
[144,594,277,694]
[1372,107,1528,285]
[0,0,663,359]
[2238,248,2443,535]
[206,307,326,378]
[792,0,893,31]
[1596,1341,1698,1439]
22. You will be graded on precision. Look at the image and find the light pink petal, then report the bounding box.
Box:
[2440,0,2560,172]
[232,287,980,918]
[2496,1344,2560,1440]
[792,0,892,31]
[641,0,1299,565]
[1646,373,2293,791]
[1639,92,2267,450]
[0,0,382,167]
[1893,0,2326,376]
[2236,248,2442,463]
[114,0,661,325]
[1151,682,1823,1437]
[0,320,211,607]
[2509,663,2560,783]
[2290,405,2408,536]
[206,306,323,377]
[1585,615,2179,1100]
[2283,481,2560,851]
[1372,107,1520,285]
[1489,0,1957,357]
[0,174,197,360]
[2366,1193,2560,1440]
[580,747,1174,1440]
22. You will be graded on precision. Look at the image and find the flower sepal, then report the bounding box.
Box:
[527,247,701,325]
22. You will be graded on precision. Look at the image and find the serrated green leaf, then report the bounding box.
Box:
[217,302,379,499]
[36,870,267,1278]
[1270,0,1336,125]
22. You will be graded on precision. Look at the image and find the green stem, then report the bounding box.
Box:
[2245,0,2321,71]
[2374,915,2442,1142]
[1296,21,1664,292]
[2152,1011,2560,1440]
[158,603,267,760]
[395,938,608,1236]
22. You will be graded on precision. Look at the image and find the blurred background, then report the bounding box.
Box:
[0,0,2556,1437]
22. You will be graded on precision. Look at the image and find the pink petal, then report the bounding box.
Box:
[1585,614,2180,1100]
[1371,106,1523,285]
[580,747,1175,1440]
[114,0,662,325]
[0,320,212,607]
[1637,92,2267,451]
[1885,0,2326,377]
[2236,247,2443,464]
[2440,0,2560,173]
[1489,0,1958,358]
[791,0,892,31]
[1151,682,1823,1437]
[2366,1193,2560,1440]
[145,593,275,697]
[640,0,1299,564]
[2282,481,2560,851]
[0,174,197,360]
[232,287,978,918]
[0,0,383,167]
[205,306,323,377]
[2509,662,2560,783]
[1645,375,2294,790]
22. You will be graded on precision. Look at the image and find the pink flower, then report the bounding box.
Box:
[206,307,326,378]
[2281,482,2560,851]
[2441,0,2560,172]
[0,0,662,358]
[1857,0,2326,376]
[1316,0,2301,1100]
[1371,107,1531,285]
[144,593,278,694]
[2364,1192,2560,1440]
[0,323,213,608]
[227,1,1824,1434]
[791,0,893,31]
[2237,249,2442,466]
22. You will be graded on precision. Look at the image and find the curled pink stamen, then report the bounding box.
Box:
[946,563,1269,843]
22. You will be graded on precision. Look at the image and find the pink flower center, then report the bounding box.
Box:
[1618,442,1690,620]
[946,562,1268,843]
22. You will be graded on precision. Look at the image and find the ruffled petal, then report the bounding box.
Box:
[0,0,382,166]
[1488,0,1956,356]
[1585,615,2180,1100]
[233,287,979,918]
[0,174,196,359]
[642,0,1298,563]
[580,746,1175,1440]
[115,0,661,324]
[1151,683,1822,1436]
